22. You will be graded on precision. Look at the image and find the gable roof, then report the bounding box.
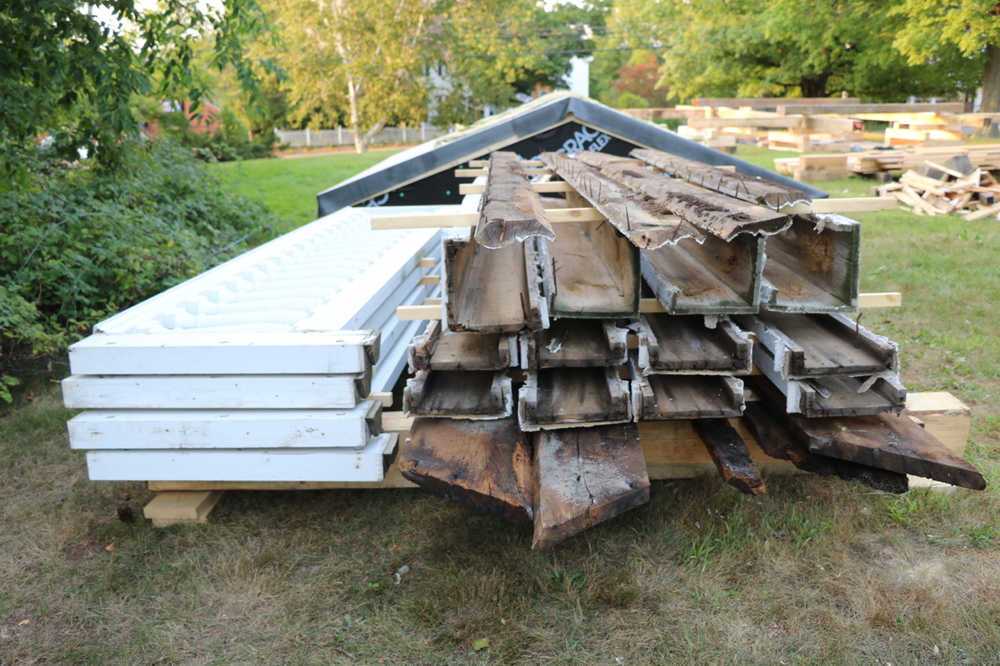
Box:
[316,93,828,217]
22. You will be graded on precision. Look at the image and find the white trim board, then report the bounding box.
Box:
[85,433,398,482]
[61,373,369,410]
[68,403,381,450]
[67,331,378,376]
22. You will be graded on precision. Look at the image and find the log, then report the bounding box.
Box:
[691,418,766,495]
[475,151,555,249]
[532,423,650,550]
[741,401,908,493]
[590,157,792,241]
[631,148,811,209]
[399,416,534,523]
[539,151,706,248]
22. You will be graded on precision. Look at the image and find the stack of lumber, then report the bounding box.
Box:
[62,207,445,483]
[774,144,1000,180]
[677,125,737,153]
[860,112,973,148]
[874,157,1000,219]
[380,150,984,550]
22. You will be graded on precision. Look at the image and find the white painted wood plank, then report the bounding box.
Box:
[68,331,378,375]
[68,403,381,450]
[61,373,368,410]
[85,434,398,482]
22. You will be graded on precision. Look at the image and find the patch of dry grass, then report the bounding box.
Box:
[3,152,1000,664]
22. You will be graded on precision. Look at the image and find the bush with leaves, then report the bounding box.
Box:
[0,140,278,399]
[158,106,280,162]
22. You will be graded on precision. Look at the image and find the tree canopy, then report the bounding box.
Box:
[0,0,279,173]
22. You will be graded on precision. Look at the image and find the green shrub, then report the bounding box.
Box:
[0,140,278,397]
[159,107,280,163]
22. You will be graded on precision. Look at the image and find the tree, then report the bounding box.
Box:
[890,0,1000,119]
[611,55,670,108]
[606,0,977,104]
[0,0,280,174]
[264,0,434,152]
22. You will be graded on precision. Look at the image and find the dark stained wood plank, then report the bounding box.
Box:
[631,373,744,420]
[741,401,908,493]
[519,367,631,430]
[408,321,511,372]
[638,314,752,374]
[641,233,765,315]
[404,370,511,418]
[532,423,650,550]
[444,233,545,333]
[749,376,985,490]
[476,151,555,249]
[399,416,534,523]
[539,151,707,249]
[631,148,812,210]
[537,220,640,318]
[591,158,792,241]
[760,214,861,312]
[535,319,628,368]
[691,418,766,495]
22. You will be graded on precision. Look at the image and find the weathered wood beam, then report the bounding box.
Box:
[631,148,812,209]
[636,314,752,375]
[518,366,632,431]
[459,181,573,195]
[592,159,792,241]
[475,152,555,249]
[530,318,628,369]
[539,151,706,249]
[750,377,985,490]
[399,416,534,524]
[692,418,766,495]
[407,320,511,372]
[403,370,512,419]
[741,401,908,493]
[532,423,650,550]
[631,372,745,421]
[372,207,603,230]
[456,167,552,178]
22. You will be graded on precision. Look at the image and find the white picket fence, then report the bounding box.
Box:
[276,123,449,148]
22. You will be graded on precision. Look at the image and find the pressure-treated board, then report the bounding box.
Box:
[68,331,380,376]
[403,370,512,419]
[637,314,752,375]
[631,148,811,209]
[519,366,631,431]
[68,402,381,450]
[539,151,706,249]
[641,233,765,314]
[86,433,398,482]
[61,373,371,410]
[407,320,511,372]
[444,233,546,332]
[475,151,555,249]
[529,318,628,369]
[760,214,861,312]
[735,311,896,379]
[399,416,533,523]
[532,423,650,550]
[537,220,641,318]
[594,158,792,241]
[631,373,744,420]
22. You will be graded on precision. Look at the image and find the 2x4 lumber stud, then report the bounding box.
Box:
[371,207,605,230]
[459,182,573,195]
[144,491,224,527]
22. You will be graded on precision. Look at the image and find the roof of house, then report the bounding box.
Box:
[316,92,828,217]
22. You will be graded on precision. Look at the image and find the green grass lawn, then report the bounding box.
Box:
[3,146,1000,664]
[210,149,402,234]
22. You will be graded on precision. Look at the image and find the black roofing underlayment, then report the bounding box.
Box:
[315,95,829,217]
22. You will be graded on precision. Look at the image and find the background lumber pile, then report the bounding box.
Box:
[388,149,984,551]
[775,144,1000,181]
[875,158,1000,219]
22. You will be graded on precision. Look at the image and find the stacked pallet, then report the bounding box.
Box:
[62,207,444,483]
[875,158,1000,219]
[384,150,985,550]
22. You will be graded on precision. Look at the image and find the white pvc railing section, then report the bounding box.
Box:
[275,124,450,148]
